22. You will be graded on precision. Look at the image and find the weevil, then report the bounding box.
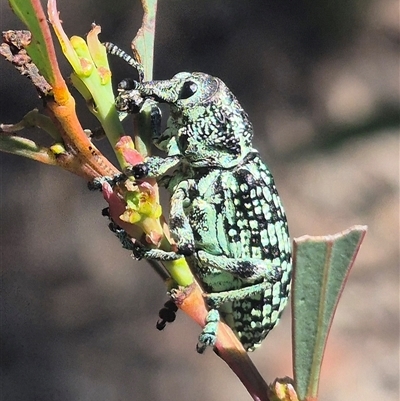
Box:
[103,45,292,353]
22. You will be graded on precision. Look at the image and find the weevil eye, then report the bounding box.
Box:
[178,81,197,99]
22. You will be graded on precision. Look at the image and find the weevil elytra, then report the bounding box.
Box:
[103,45,292,352]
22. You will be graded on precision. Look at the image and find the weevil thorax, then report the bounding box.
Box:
[135,72,254,169]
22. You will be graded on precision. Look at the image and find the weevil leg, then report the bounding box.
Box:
[108,223,183,261]
[88,174,126,191]
[196,250,282,282]
[124,155,181,180]
[196,309,220,353]
[203,281,274,309]
[132,246,183,262]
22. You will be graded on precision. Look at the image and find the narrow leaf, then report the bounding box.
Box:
[132,0,158,81]
[0,134,57,165]
[0,109,61,141]
[292,225,367,400]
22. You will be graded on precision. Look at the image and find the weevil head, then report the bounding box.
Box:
[134,72,254,169]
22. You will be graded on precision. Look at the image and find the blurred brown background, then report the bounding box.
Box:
[1,1,399,400]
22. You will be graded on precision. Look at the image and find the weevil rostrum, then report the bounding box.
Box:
[103,44,292,353]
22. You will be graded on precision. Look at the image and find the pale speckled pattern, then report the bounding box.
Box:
[117,72,292,351]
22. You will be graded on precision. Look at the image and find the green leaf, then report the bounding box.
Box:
[0,134,57,165]
[292,225,367,401]
[131,0,158,156]
[133,0,158,81]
